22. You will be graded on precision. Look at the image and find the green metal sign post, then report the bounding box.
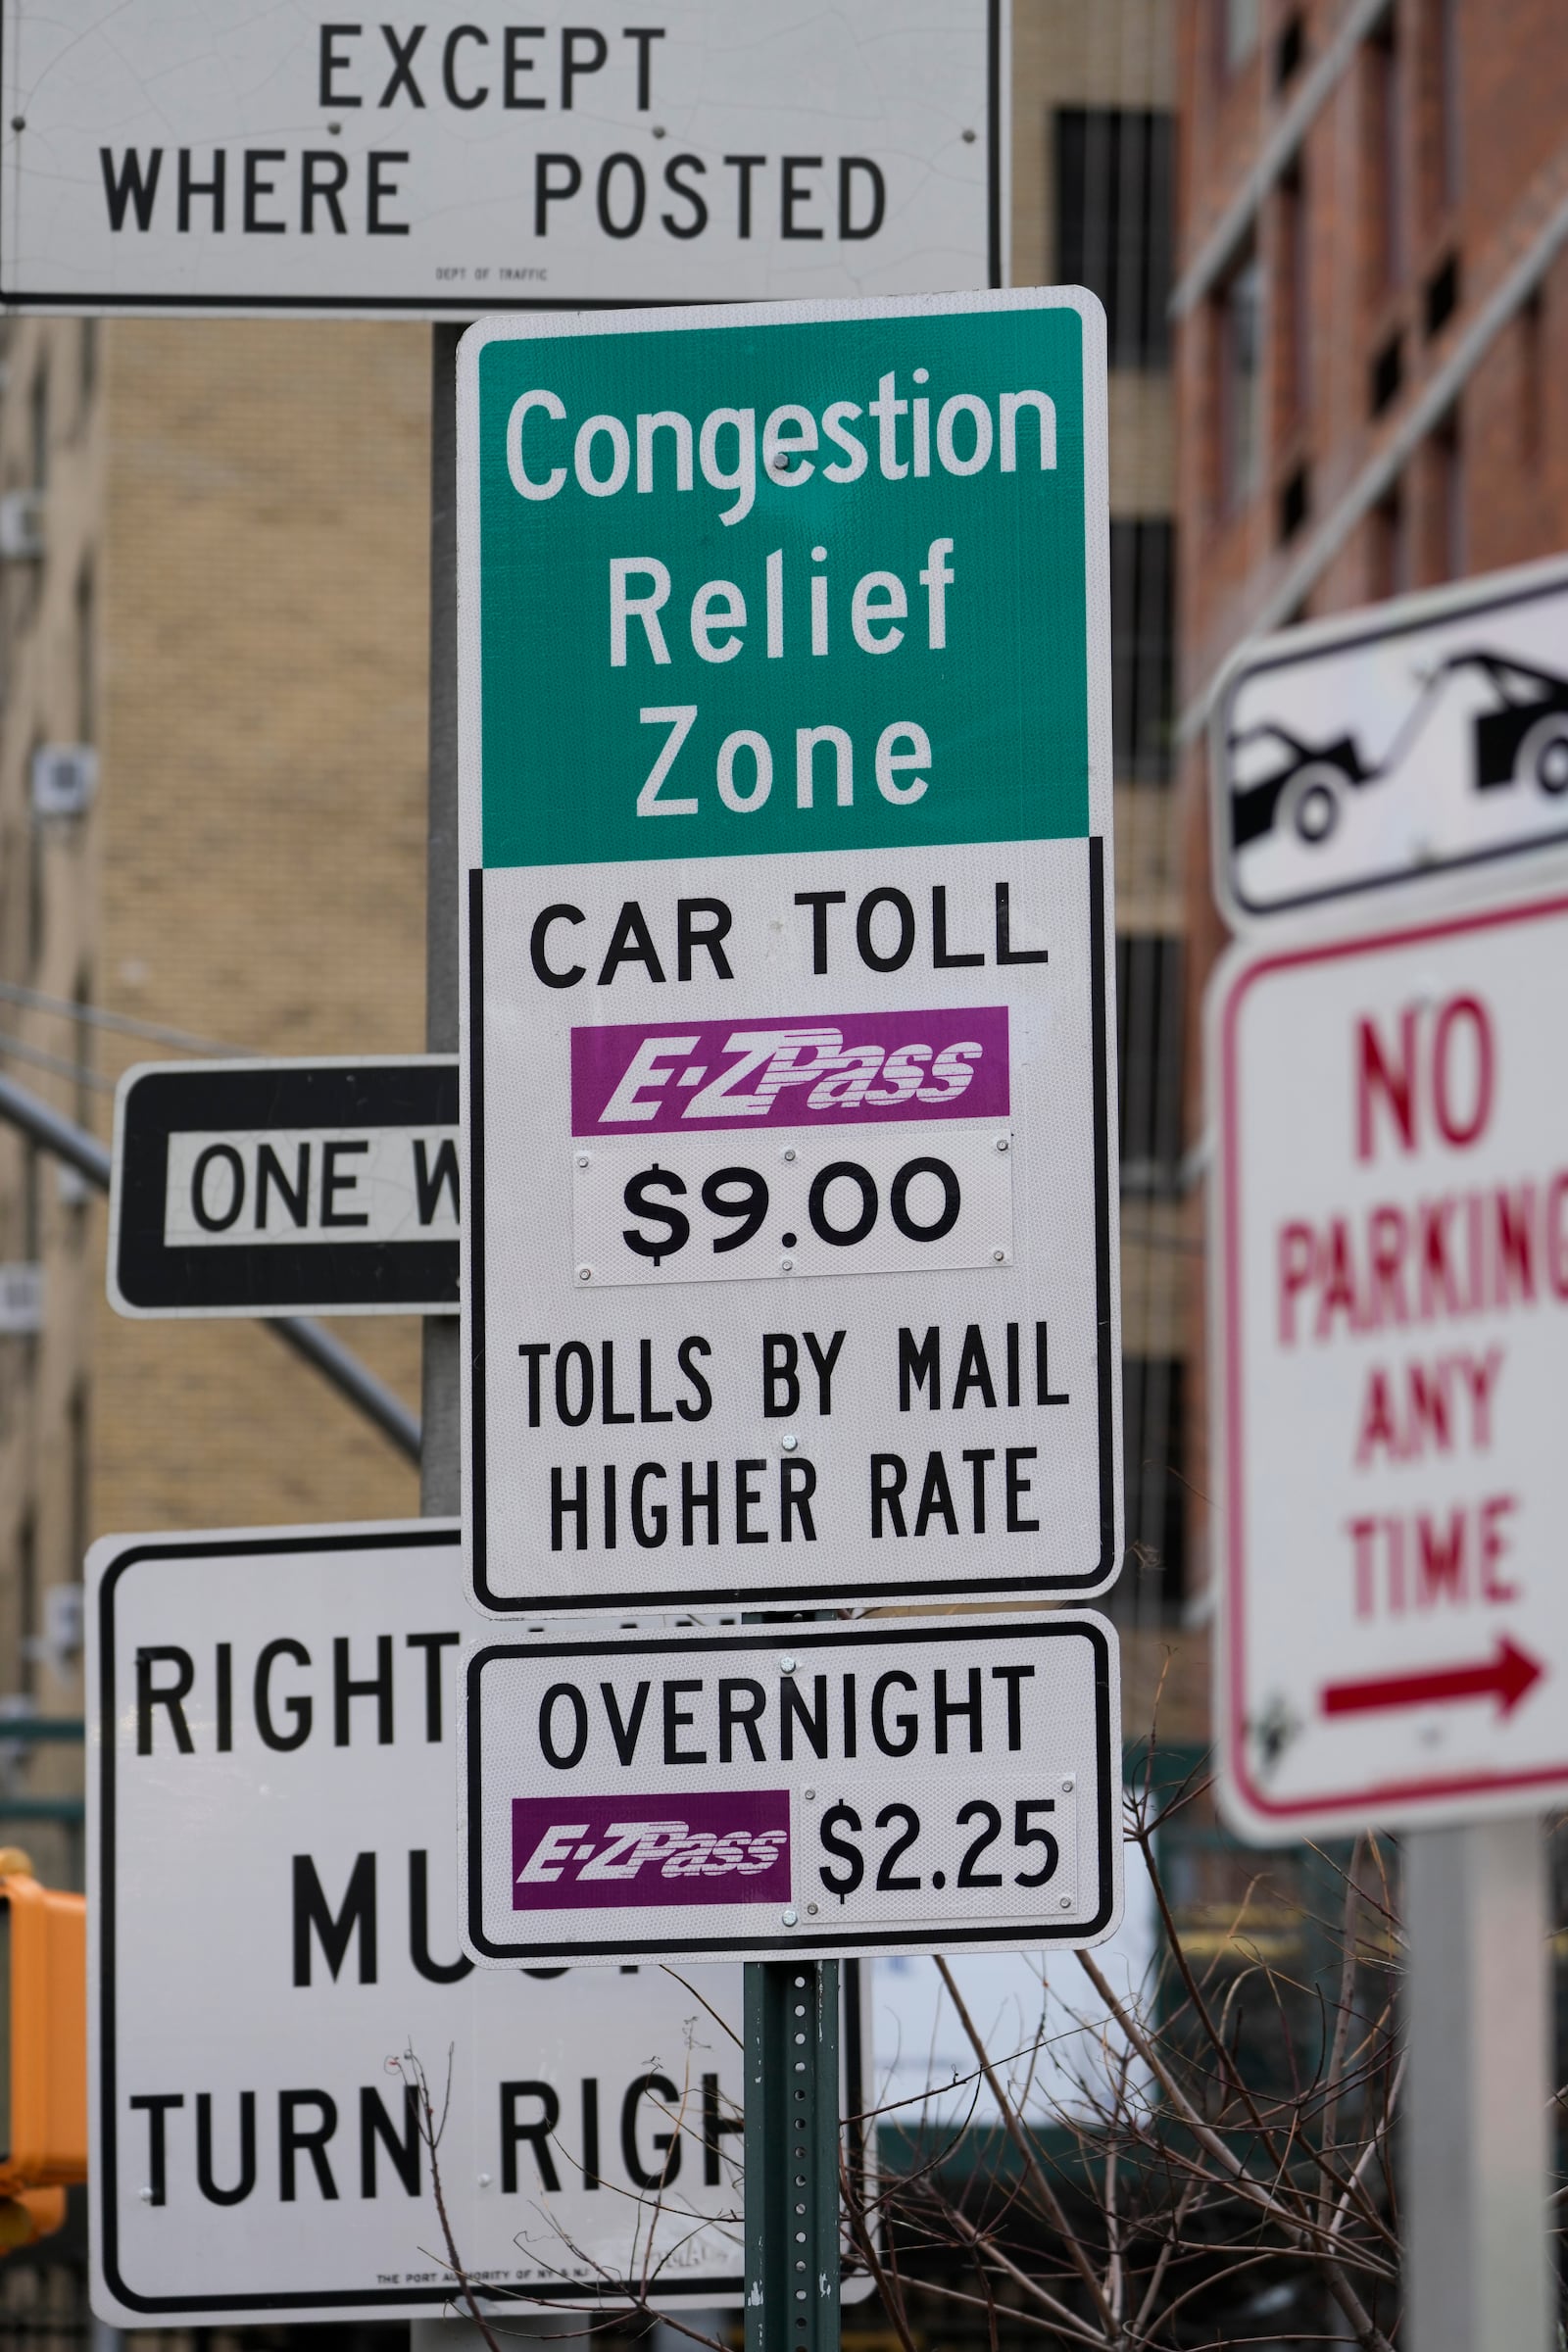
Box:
[745,1962,841,2351]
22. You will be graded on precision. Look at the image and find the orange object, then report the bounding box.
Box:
[0,1875,86,2196]
[0,2189,67,2251]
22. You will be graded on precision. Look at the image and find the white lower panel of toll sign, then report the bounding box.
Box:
[573,1122,1012,1288]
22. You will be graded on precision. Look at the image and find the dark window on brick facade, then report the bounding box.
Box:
[17,1510,37,1697]
[1218,252,1263,508]
[26,742,45,978]
[1116,932,1185,1187]
[1366,16,1405,292]
[75,563,95,744]
[1278,165,1310,424]
[1425,251,1459,337]
[1055,109,1173,369]
[1110,518,1175,783]
[1274,12,1306,88]
[1423,0,1461,215]
[1370,330,1403,416]
[1431,412,1463,582]
[70,1382,89,1574]
[1278,464,1310,542]
[1123,1356,1188,1611]
[1371,483,1409,599]
[28,365,48,493]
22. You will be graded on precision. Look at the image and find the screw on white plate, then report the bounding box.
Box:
[807,1901,819,1915]
[781,1908,799,1928]
[803,1788,815,1801]
[1059,1894,1072,1910]
[1061,1776,1075,1793]
[781,1145,798,1162]
[575,1151,591,1168]
[780,1255,795,1272]
[780,1654,798,1673]
[995,1136,1009,1153]
[138,2186,154,2203]
[992,1248,1006,1263]
[478,2172,492,2187]
[781,1432,799,1452]
[577,1264,593,1282]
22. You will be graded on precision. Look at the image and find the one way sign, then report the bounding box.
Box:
[109,1059,458,1317]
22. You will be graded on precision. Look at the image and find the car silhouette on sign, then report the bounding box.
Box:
[1228,723,1375,850]
[1227,648,1568,854]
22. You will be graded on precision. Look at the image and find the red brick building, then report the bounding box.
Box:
[1175,0,1568,1590]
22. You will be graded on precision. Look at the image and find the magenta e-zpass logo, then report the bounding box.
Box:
[511,1790,792,1910]
[571,1006,1008,1137]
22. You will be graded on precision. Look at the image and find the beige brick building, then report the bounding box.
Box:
[0,0,1196,1893]
[0,318,432,1880]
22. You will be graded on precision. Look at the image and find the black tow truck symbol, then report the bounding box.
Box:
[1229,649,1568,852]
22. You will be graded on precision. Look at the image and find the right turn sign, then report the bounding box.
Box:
[1210,882,1568,1839]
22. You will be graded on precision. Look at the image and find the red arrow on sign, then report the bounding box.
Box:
[1321,1637,1544,1722]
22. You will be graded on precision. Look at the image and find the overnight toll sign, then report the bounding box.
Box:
[457,290,1119,1616]
[462,1614,1122,1965]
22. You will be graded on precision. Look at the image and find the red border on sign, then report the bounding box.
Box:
[1218,884,1568,1824]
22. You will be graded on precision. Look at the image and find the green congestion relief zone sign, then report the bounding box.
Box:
[457,290,1121,1624]
[473,295,1094,864]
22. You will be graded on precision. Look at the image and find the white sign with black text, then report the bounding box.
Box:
[88,1522,849,2324]
[463,1613,1121,1966]
[2,1,1004,315]
[109,1058,459,1316]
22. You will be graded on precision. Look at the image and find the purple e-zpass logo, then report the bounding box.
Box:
[570,1006,1009,1137]
[511,1790,792,1910]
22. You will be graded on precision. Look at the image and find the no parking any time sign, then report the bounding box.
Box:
[457,289,1120,1616]
[1211,884,1568,1838]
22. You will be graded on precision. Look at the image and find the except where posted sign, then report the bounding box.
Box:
[458,290,1119,1615]
[2,1,1004,316]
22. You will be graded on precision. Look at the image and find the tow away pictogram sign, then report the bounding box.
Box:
[1210,882,1568,1839]
[1211,553,1568,929]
